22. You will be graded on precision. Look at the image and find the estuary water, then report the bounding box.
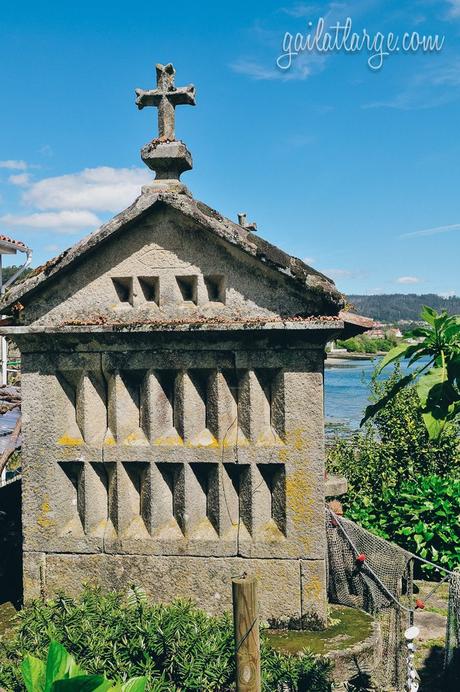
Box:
[324,358,378,430]
[324,355,428,430]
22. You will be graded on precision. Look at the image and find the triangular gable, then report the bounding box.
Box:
[0,191,344,322]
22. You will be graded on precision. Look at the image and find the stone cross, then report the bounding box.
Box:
[135,63,196,141]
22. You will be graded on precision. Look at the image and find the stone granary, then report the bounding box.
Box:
[0,64,370,624]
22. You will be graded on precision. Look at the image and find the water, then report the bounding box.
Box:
[325,355,429,431]
[325,358,377,430]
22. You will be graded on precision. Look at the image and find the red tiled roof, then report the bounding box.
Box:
[0,234,28,250]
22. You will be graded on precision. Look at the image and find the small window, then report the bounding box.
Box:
[139,276,160,304]
[112,277,133,304]
[204,275,225,303]
[176,275,198,304]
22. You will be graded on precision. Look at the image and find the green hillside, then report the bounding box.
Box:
[348,294,460,322]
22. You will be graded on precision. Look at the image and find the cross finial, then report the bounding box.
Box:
[135,63,196,141]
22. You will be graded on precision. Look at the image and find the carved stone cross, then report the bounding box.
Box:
[135,63,196,141]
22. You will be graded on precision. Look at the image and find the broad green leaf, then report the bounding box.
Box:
[404,327,431,339]
[417,367,448,408]
[52,676,111,692]
[374,343,409,375]
[121,678,147,692]
[45,641,74,691]
[21,654,46,692]
[420,305,438,326]
[422,411,445,440]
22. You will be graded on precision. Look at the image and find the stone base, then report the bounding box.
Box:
[24,552,327,626]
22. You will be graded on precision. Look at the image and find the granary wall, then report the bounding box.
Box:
[19,331,328,624]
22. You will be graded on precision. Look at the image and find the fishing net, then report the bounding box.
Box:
[326,510,413,690]
[445,570,460,687]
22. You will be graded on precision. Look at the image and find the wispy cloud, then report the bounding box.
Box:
[447,0,460,18]
[8,173,30,186]
[302,256,315,265]
[0,210,101,234]
[364,57,460,111]
[0,160,29,171]
[401,223,460,238]
[231,52,325,81]
[396,276,421,285]
[280,3,319,18]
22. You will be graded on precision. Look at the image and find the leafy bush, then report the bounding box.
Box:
[381,475,460,572]
[21,640,146,691]
[0,587,331,692]
[327,366,460,577]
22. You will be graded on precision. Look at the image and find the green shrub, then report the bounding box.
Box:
[0,587,331,692]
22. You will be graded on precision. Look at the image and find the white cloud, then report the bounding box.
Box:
[303,256,315,265]
[401,223,460,238]
[396,276,421,285]
[22,166,151,212]
[0,210,101,234]
[0,160,29,171]
[8,173,30,186]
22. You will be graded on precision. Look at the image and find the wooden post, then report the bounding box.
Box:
[232,576,261,692]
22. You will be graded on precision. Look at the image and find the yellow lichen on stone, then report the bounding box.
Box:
[37,497,55,529]
[153,433,184,446]
[57,434,84,446]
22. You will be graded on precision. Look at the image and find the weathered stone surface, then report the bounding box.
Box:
[37,552,324,624]
[326,474,348,497]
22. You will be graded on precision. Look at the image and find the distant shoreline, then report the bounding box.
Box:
[326,351,384,363]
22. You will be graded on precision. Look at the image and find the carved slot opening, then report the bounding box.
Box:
[76,372,107,446]
[254,369,284,441]
[257,463,286,535]
[224,463,252,536]
[86,462,114,536]
[122,462,150,535]
[176,275,197,304]
[112,277,133,305]
[58,462,84,535]
[204,274,225,303]
[190,463,219,534]
[154,370,176,435]
[56,372,82,443]
[121,370,145,429]
[156,462,184,533]
[139,276,159,304]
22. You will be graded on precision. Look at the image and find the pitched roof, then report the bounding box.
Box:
[0,189,345,314]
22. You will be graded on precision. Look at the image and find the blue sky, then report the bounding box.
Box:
[1,0,460,296]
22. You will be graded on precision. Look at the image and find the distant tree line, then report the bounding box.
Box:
[0,265,34,287]
[348,293,460,322]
